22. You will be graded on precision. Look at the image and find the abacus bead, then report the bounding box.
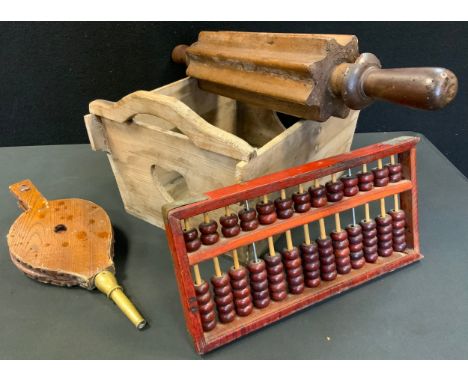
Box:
[349,234,363,244]
[376,215,392,226]
[274,198,293,210]
[239,208,256,221]
[256,201,276,215]
[340,175,359,187]
[309,185,326,197]
[277,208,294,219]
[258,213,277,225]
[389,209,406,221]
[229,266,247,280]
[374,177,389,187]
[241,220,259,231]
[373,167,389,179]
[333,239,350,250]
[312,196,328,207]
[344,185,359,197]
[199,220,218,234]
[352,256,366,269]
[183,228,199,241]
[349,242,363,252]
[198,298,215,315]
[363,245,378,255]
[231,278,248,290]
[360,219,376,230]
[390,173,402,182]
[378,247,393,257]
[394,242,407,252]
[301,242,318,253]
[222,225,241,237]
[358,172,374,183]
[327,191,344,202]
[393,234,407,245]
[220,213,239,228]
[387,163,402,174]
[252,289,269,300]
[330,230,348,241]
[201,233,219,245]
[359,182,373,192]
[321,270,338,281]
[326,181,344,193]
[378,232,393,242]
[185,238,202,252]
[317,238,332,248]
[293,192,311,213]
[346,224,362,236]
[377,224,393,235]
[393,227,406,237]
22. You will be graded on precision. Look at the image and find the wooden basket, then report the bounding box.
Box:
[84,77,359,258]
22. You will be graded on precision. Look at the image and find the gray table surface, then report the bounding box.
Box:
[1,132,467,360]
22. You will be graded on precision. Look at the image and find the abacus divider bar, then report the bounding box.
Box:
[165,214,206,354]
[168,137,420,221]
[185,180,413,265]
[399,147,419,252]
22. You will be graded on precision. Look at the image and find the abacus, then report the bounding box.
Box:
[164,136,421,354]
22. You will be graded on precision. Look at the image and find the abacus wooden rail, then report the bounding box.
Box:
[164,136,421,354]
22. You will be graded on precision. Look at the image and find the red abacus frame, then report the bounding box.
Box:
[164,136,421,354]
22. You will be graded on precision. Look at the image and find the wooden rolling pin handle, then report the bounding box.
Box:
[331,53,458,111]
[172,44,189,65]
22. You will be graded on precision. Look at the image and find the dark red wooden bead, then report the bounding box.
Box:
[390,173,402,182]
[277,208,294,219]
[183,228,199,241]
[389,209,406,221]
[185,238,202,252]
[281,247,305,294]
[341,174,359,187]
[378,247,393,257]
[358,171,374,183]
[374,177,389,187]
[256,201,276,215]
[377,224,393,235]
[222,225,241,238]
[200,233,219,245]
[293,192,311,213]
[360,219,376,230]
[376,215,392,226]
[309,185,326,197]
[394,242,407,252]
[331,230,348,241]
[317,238,332,248]
[229,266,253,317]
[274,197,293,210]
[378,232,393,242]
[248,259,270,309]
[359,182,373,192]
[312,196,328,207]
[239,208,257,221]
[199,220,218,234]
[194,281,216,332]
[327,191,344,202]
[241,219,259,231]
[220,213,239,228]
[344,185,359,197]
[387,163,402,174]
[373,167,389,179]
[258,213,277,225]
[349,234,363,245]
[326,181,344,193]
[346,224,362,236]
[184,228,202,252]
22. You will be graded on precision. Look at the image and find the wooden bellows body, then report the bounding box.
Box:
[7,180,146,329]
[172,31,458,120]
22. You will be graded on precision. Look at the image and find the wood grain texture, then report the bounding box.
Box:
[7,179,114,289]
[87,77,358,232]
